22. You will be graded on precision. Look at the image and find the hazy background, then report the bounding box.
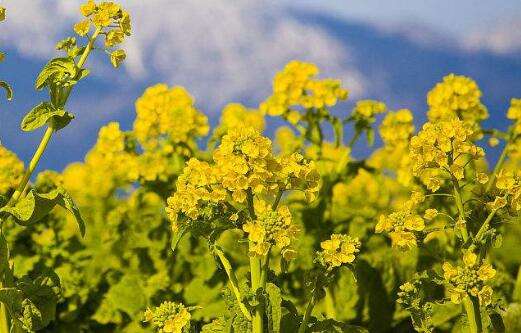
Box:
[0,0,520,171]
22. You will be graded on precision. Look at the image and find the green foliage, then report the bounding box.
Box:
[0,188,85,237]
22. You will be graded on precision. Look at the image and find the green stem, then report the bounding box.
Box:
[214,247,252,321]
[452,179,469,242]
[474,209,497,243]
[272,189,283,210]
[9,127,54,204]
[298,279,318,333]
[463,296,482,333]
[324,287,337,319]
[0,296,9,333]
[485,142,509,193]
[250,255,263,333]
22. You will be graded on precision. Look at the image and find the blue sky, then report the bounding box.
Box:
[0,0,520,171]
[297,0,521,36]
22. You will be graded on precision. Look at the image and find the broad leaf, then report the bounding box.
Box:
[0,188,85,237]
[0,81,13,101]
[21,102,74,132]
[35,57,77,91]
[266,283,282,333]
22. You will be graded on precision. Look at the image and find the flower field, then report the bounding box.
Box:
[0,2,520,333]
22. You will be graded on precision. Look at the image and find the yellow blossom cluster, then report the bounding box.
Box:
[379,109,415,147]
[259,61,348,118]
[305,143,350,177]
[427,74,488,124]
[442,252,496,305]
[165,159,226,230]
[319,234,361,268]
[133,84,209,151]
[74,1,131,67]
[62,122,137,200]
[492,170,521,211]
[0,145,24,195]
[376,208,425,250]
[275,127,302,155]
[166,127,319,232]
[409,119,485,192]
[143,301,191,333]
[351,100,387,124]
[213,103,265,137]
[243,199,299,259]
[507,98,521,144]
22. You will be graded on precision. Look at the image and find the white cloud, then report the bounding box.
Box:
[0,0,366,110]
[464,17,521,55]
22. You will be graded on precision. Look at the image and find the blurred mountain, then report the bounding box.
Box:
[0,6,520,171]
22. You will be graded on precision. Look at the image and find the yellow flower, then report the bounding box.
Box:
[143,301,191,333]
[260,60,348,118]
[110,49,126,68]
[379,109,415,147]
[80,0,96,17]
[133,84,209,151]
[488,196,507,210]
[496,169,515,190]
[476,172,489,184]
[320,234,360,268]
[352,100,386,122]
[478,286,493,306]
[0,145,24,195]
[427,74,487,124]
[463,251,478,267]
[424,208,438,220]
[105,29,125,47]
[389,231,417,250]
[477,263,496,281]
[0,7,6,22]
[488,137,500,147]
[74,19,91,37]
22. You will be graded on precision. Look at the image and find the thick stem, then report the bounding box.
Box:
[0,299,9,333]
[10,127,54,204]
[474,209,497,243]
[214,247,251,321]
[298,281,318,333]
[250,255,263,333]
[452,179,469,242]
[463,296,482,333]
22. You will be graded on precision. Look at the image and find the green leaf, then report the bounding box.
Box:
[93,274,147,323]
[0,271,61,332]
[35,57,78,91]
[266,283,282,333]
[514,267,521,302]
[0,81,13,101]
[0,188,85,237]
[21,102,74,132]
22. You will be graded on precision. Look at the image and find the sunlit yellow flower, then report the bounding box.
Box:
[74,19,91,37]
[143,301,191,333]
[320,233,360,268]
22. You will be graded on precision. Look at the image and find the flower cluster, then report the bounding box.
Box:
[243,200,299,259]
[259,61,348,117]
[133,84,209,151]
[507,98,521,136]
[213,103,265,138]
[442,252,496,305]
[409,119,485,192]
[350,100,387,124]
[62,123,137,201]
[143,301,191,333]
[427,74,488,124]
[375,207,425,250]
[305,143,350,177]
[165,159,226,230]
[0,145,24,195]
[74,0,131,67]
[379,109,415,147]
[319,234,361,268]
[492,170,521,211]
